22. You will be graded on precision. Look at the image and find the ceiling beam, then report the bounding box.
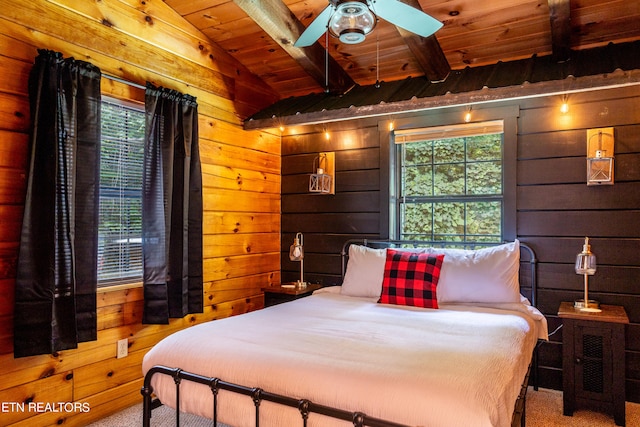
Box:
[400,33,451,82]
[233,0,355,94]
[548,0,572,62]
[398,0,450,82]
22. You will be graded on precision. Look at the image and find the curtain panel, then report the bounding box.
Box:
[14,50,101,357]
[142,83,203,324]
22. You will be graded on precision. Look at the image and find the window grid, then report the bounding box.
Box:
[397,132,504,244]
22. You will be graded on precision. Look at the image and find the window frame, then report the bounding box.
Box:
[380,105,519,243]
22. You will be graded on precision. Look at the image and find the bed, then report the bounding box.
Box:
[142,239,548,427]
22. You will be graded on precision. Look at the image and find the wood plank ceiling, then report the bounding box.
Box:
[164,0,640,100]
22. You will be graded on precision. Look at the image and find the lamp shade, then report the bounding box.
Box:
[289,233,304,261]
[575,237,596,275]
[328,1,376,44]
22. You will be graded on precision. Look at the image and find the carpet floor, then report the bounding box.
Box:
[87,387,640,426]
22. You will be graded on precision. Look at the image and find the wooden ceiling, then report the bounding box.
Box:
[164,0,640,100]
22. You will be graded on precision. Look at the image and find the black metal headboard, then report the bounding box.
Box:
[340,239,538,307]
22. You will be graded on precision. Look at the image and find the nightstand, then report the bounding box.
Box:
[262,283,323,307]
[558,301,629,426]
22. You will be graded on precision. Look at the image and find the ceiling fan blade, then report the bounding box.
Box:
[294,5,335,47]
[372,0,443,38]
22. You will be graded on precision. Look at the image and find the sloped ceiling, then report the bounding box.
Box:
[163,0,640,125]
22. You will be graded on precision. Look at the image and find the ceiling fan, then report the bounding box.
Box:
[294,0,443,47]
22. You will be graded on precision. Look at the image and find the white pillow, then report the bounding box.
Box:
[430,240,521,304]
[340,245,386,298]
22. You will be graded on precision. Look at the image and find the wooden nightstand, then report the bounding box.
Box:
[558,302,629,426]
[262,283,323,307]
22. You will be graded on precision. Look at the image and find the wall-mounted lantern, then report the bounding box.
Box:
[309,152,335,194]
[586,127,614,186]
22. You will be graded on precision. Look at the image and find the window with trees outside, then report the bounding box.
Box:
[393,120,505,245]
[97,99,145,287]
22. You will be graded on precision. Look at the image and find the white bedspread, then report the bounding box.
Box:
[142,290,546,427]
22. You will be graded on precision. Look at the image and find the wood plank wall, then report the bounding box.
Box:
[281,125,383,284]
[281,84,640,402]
[518,86,640,400]
[0,1,280,425]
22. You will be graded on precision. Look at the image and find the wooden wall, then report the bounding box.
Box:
[281,124,383,284]
[0,1,638,424]
[0,1,281,425]
[281,84,640,402]
[517,87,640,400]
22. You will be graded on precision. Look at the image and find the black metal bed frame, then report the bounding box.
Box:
[142,239,539,427]
[141,365,410,427]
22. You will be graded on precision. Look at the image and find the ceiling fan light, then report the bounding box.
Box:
[328,1,376,44]
[339,28,366,44]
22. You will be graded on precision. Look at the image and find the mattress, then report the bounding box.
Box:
[142,288,547,427]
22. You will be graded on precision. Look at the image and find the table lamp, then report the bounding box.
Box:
[289,232,306,288]
[574,237,601,312]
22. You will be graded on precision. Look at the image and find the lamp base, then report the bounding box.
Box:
[574,299,601,312]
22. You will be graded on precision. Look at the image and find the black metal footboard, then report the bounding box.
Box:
[142,363,532,427]
[141,365,412,427]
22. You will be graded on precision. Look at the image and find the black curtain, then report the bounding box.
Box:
[14,50,101,357]
[142,83,203,324]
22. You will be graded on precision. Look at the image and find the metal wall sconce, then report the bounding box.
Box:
[309,152,335,194]
[586,127,614,186]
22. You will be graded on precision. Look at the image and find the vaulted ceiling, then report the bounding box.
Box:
[164,0,640,102]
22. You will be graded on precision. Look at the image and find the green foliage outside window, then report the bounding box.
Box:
[399,133,503,243]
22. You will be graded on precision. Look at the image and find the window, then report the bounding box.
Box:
[98,99,145,287]
[393,120,504,244]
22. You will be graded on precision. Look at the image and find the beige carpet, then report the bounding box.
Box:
[88,387,640,426]
[526,387,639,427]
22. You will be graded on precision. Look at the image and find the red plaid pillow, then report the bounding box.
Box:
[378,249,444,308]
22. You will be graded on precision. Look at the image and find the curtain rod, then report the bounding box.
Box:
[102,73,146,90]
